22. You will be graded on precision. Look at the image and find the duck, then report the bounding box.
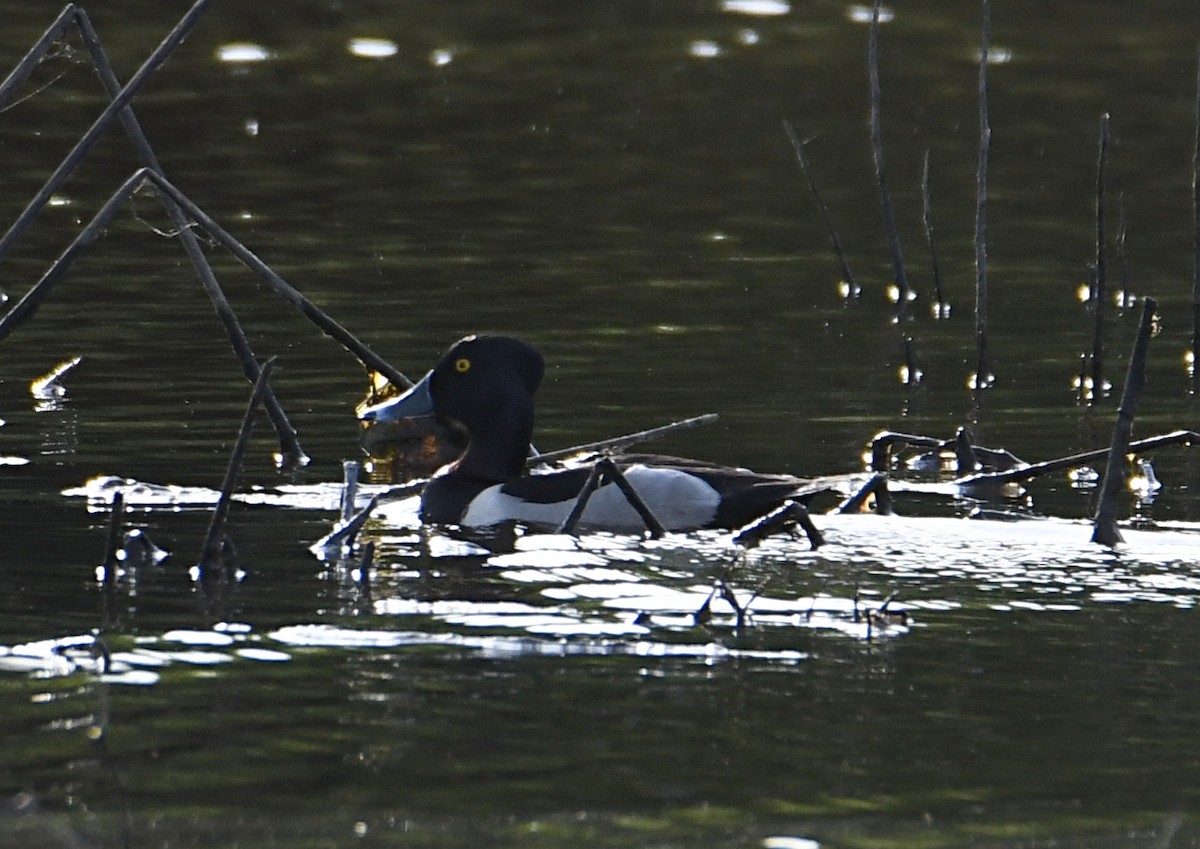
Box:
[359,335,825,532]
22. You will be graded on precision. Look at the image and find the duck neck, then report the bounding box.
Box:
[452,397,533,484]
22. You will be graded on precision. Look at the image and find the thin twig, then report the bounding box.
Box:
[921,150,946,316]
[1091,113,1110,396]
[973,0,992,390]
[868,0,910,312]
[528,413,717,466]
[782,119,858,295]
[0,4,77,109]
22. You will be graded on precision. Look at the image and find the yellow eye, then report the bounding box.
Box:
[454,358,471,373]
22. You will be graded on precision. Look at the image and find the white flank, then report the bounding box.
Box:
[462,466,720,532]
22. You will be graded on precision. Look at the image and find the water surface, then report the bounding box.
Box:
[2,1,1200,847]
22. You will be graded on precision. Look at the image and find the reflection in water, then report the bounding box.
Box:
[213,42,274,63]
[346,37,398,59]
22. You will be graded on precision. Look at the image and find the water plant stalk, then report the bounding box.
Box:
[1092,297,1157,546]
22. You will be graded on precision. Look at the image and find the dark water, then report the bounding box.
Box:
[2,1,1200,847]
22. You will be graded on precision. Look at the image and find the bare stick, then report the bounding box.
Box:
[72,11,304,468]
[835,473,892,515]
[1091,113,1110,396]
[0,159,309,476]
[101,490,125,581]
[357,541,375,583]
[960,428,1197,487]
[921,150,946,315]
[868,431,944,471]
[527,413,717,466]
[1092,297,1157,545]
[868,0,910,311]
[0,0,212,269]
[141,171,413,390]
[783,120,858,295]
[598,458,665,537]
[198,358,275,573]
[339,460,361,524]
[973,0,992,389]
[0,5,77,109]
[0,170,145,340]
[733,500,824,550]
[556,462,605,534]
[310,494,381,555]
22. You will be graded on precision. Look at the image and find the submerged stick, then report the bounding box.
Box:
[198,358,275,573]
[782,120,858,295]
[527,413,717,466]
[1092,297,1157,546]
[972,0,992,390]
[1091,113,1110,396]
[868,0,910,311]
[0,0,211,268]
[921,150,946,316]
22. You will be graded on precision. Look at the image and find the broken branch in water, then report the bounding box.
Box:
[732,499,824,550]
[1092,297,1157,546]
[959,429,1195,489]
[198,358,275,576]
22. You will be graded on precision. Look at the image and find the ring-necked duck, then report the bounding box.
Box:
[359,335,821,532]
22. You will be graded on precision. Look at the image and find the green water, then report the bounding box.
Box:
[1,1,1200,846]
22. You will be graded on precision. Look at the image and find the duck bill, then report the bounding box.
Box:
[358,370,435,422]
